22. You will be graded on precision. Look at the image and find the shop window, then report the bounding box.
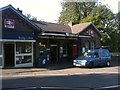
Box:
[16,56,32,64]
[60,45,68,58]
[16,43,33,65]
[16,43,32,54]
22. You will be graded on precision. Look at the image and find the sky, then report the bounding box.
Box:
[0,0,119,23]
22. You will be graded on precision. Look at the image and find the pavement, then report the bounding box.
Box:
[1,61,120,78]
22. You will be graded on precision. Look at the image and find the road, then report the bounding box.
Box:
[1,61,120,90]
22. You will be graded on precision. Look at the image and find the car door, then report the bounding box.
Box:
[99,50,110,65]
[93,52,101,66]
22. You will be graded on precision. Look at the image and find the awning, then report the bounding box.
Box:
[0,39,36,42]
[39,32,91,38]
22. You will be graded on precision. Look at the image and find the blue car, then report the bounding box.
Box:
[73,48,111,67]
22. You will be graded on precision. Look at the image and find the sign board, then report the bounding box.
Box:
[4,19,15,29]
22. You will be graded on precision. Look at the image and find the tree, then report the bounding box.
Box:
[113,12,120,52]
[59,1,119,52]
[58,1,98,24]
[25,13,38,21]
[117,12,120,30]
[80,5,119,52]
[80,5,115,33]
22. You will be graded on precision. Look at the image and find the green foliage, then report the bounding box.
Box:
[117,12,120,30]
[59,2,119,52]
[58,1,97,24]
[25,13,38,21]
[81,6,119,52]
[80,5,115,32]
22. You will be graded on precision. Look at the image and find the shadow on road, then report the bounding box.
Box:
[2,73,120,90]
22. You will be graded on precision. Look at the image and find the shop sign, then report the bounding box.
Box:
[4,19,15,29]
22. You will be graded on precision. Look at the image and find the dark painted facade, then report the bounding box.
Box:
[0,5,40,68]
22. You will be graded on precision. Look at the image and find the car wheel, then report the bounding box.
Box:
[106,61,110,67]
[89,62,94,68]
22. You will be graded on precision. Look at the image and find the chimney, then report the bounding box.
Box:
[17,8,22,13]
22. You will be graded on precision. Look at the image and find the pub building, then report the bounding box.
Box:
[0,5,101,68]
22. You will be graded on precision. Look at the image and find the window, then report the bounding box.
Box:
[60,45,68,58]
[94,53,99,58]
[16,43,32,54]
[92,41,95,49]
[15,43,33,65]
[16,56,32,64]
[99,50,110,57]
[85,41,90,52]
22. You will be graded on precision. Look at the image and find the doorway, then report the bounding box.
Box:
[68,44,78,61]
[4,44,14,67]
[50,45,58,63]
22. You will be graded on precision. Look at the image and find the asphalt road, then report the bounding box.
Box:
[2,73,119,89]
[1,60,120,90]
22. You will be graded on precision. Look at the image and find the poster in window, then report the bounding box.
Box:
[4,19,15,29]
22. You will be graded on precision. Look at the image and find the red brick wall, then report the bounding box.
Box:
[80,25,101,50]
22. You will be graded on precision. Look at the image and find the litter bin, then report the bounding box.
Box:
[39,56,46,67]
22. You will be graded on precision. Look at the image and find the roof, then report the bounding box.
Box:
[0,5,41,31]
[0,5,101,37]
[72,22,92,34]
[71,22,101,36]
[34,21,72,33]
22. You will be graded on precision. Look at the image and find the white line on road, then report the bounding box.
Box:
[96,85,120,89]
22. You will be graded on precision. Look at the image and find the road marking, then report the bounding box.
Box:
[96,85,120,89]
[41,86,90,90]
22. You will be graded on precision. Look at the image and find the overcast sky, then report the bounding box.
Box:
[0,0,119,23]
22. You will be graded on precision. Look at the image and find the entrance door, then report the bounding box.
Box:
[68,44,78,61]
[4,44,14,67]
[50,45,58,63]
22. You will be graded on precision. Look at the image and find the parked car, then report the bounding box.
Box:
[73,48,111,67]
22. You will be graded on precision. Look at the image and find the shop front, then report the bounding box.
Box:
[0,5,40,68]
[0,40,35,68]
[35,33,91,66]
